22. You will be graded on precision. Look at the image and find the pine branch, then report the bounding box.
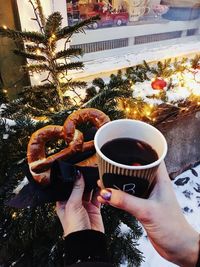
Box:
[56,62,84,72]
[45,12,62,37]
[14,49,46,61]
[0,27,46,43]
[56,15,100,40]
[191,54,200,68]
[54,48,83,60]
[61,81,86,89]
[25,44,46,53]
[27,83,56,91]
[25,63,49,73]
[83,87,131,108]
[92,78,105,90]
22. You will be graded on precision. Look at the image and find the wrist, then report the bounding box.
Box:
[170,228,199,267]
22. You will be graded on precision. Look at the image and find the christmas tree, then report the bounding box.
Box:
[0,1,143,266]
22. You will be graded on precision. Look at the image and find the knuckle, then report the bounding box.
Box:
[66,201,81,210]
[114,192,128,208]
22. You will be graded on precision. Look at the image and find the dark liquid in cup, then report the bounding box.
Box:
[100,138,158,166]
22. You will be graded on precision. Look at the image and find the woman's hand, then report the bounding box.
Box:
[56,171,104,237]
[97,162,199,267]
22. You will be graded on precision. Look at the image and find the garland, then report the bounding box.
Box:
[88,55,200,126]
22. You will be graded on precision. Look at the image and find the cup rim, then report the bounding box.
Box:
[94,119,168,170]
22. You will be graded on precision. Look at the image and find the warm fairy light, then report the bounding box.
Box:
[3,89,8,93]
[145,111,151,116]
[198,102,200,105]
[51,33,56,39]
[33,116,49,122]
[36,48,41,55]
[12,212,17,219]
[126,107,130,112]
[49,107,55,112]
[2,25,7,29]
[133,110,137,115]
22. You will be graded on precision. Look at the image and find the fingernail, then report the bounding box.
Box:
[76,170,81,179]
[100,189,112,201]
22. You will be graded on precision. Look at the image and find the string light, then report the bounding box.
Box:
[3,89,8,93]
[118,62,200,124]
[51,33,56,39]
[36,48,41,55]
[49,107,55,112]
[2,25,7,29]
[12,212,17,219]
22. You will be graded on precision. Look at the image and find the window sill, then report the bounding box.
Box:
[70,36,200,81]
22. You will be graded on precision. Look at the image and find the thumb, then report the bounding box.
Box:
[98,188,149,219]
[68,171,85,204]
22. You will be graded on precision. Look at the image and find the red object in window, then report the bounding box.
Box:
[81,3,129,29]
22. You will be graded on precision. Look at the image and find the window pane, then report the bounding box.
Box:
[67,0,200,60]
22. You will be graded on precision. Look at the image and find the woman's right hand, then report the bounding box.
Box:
[97,162,199,267]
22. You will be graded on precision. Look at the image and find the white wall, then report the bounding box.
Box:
[17,0,67,31]
[16,0,68,85]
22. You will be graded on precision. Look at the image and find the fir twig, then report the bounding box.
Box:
[54,48,83,60]
[56,15,100,41]
[14,49,46,61]
[0,27,46,43]
[56,62,84,72]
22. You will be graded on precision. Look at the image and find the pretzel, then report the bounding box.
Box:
[27,108,110,185]
[63,108,110,151]
[27,125,83,185]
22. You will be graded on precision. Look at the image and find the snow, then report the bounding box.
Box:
[13,177,29,195]
[132,69,200,106]
[136,164,200,267]
[71,40,200,80]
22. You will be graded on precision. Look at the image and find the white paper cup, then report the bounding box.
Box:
[94,119,168,197]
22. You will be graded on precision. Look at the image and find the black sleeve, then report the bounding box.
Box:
[64,230,113,267]
[196,237,200,267]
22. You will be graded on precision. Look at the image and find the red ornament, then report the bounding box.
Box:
[151,78,167,90]
[194,64,200,70]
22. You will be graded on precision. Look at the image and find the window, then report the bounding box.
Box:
[16,0,200,79]
[66,0,200,72]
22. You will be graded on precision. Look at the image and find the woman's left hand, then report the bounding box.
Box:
[56,171,104,237]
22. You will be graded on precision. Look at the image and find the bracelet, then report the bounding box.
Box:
[196,236,200,267]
